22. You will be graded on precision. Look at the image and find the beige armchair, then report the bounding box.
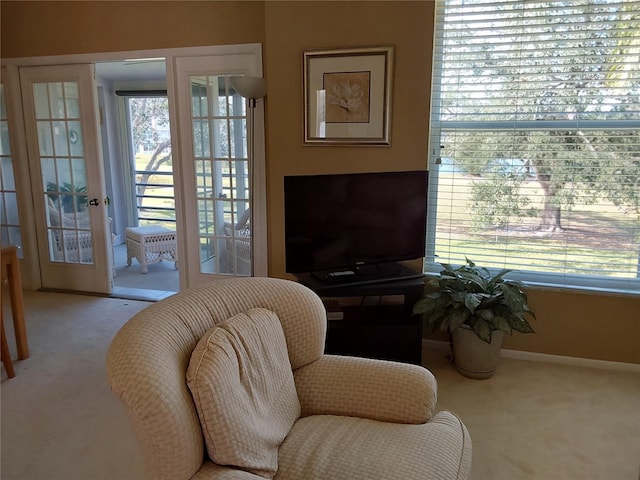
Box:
[106,277,471,480]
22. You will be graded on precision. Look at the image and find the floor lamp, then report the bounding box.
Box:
[230,75,267,276]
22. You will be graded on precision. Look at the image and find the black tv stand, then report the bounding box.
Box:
[310,262,423,287]
[296,272,425,364]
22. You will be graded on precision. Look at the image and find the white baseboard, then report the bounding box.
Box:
[422,339,640,373]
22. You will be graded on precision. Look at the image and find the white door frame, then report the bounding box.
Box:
[1,65,40,290]
[2,43,268,291]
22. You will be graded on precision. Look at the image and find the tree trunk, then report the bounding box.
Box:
[540,200,562,232]
[536,173,563,232]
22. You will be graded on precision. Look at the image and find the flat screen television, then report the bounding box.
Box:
[284,170,428,284]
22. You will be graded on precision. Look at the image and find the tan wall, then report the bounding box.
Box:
[2,1,638,364]
[502,289,638,363]
[263,1,433,280]
[0,1,265,57]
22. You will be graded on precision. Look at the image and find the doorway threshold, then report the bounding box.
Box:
[111,286,175,302]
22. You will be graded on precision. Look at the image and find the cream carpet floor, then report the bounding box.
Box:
[2,289,639,480]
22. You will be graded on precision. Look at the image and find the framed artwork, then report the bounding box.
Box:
[303,46,394,145]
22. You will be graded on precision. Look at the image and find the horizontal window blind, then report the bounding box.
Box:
[428,0,640,293]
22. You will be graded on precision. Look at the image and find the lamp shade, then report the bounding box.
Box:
[230,76,267,100]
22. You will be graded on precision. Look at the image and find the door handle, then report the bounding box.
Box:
[89,198,100,207]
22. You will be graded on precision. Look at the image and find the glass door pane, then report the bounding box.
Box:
[190,74,250,275]
[35,81,92,263]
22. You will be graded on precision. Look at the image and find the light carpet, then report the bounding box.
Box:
[2,290,639,479]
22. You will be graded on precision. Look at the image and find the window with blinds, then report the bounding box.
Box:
[427,0,640,293]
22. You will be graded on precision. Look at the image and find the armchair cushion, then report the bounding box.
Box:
[187,308,301,478]
[276,411,471,480]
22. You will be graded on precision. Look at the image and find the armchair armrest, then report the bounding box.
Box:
[294,355,437,425]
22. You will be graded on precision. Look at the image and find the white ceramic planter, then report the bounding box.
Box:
[452,326,505,379]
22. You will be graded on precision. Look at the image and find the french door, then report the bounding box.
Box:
[20,64,113,293]
[173,52,266,288]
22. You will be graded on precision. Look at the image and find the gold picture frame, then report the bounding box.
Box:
[304,46,394,146]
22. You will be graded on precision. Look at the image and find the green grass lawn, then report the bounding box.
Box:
[433,174,640,278]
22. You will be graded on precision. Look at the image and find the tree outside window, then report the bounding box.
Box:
[429,0,640,292]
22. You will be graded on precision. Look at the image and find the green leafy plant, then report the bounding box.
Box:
[413,258,535,343]
[46,182,88,213]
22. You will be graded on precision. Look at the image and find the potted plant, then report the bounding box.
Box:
[414,258,535,379]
